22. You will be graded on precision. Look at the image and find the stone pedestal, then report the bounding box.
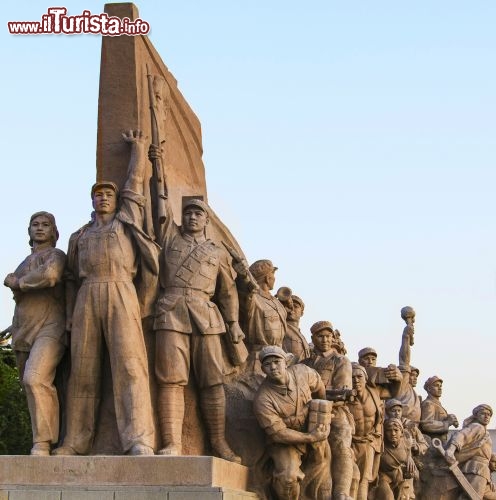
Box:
[0,456,258,500]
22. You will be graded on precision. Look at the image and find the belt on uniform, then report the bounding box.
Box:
[81,277,133,284]
[163,286,212,299]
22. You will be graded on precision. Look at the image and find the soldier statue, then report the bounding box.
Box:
[149,145,244,462]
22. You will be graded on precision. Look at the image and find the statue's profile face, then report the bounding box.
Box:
[352,371,365,392]
[385,424,402,446]
[288,302,303,322]
[182,207,209,234]
[360,353,377,367]
[387,406,402,420]
[29,215,53,245]
[475,407,492,426]
[92,188,117,214]
[428,380,442,397]
[312,329,333,353]
[266,270,276,290]
[261,356,287,384]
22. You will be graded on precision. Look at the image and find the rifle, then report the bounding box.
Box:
[221,241,259,291]
[326,388,357,403]
[146,65,168,233]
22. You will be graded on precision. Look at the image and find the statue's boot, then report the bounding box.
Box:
[201,384,241,464]
[30,441,51,456]
[157,385,184,456]
[52,444,78,456]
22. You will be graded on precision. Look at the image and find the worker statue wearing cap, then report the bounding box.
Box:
[54,130,158,456]
[415,376,460,498]
[303,320,355,499]
[253,345,332,500]
[419,376,459,443]
[235,259,287,375]
[148,146,243,462]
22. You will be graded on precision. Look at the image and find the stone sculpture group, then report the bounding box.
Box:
[3,128,494,500]
[2,12,494,497]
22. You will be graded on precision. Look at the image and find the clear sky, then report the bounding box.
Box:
[1,2,495,423]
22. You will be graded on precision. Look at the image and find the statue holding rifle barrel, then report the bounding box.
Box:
[147,70,244,463]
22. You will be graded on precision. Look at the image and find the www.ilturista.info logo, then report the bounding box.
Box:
[8,7,150,36]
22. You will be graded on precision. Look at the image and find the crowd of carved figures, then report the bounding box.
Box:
[2,130,494,500]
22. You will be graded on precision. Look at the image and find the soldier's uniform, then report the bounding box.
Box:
[60,187,157,455]
[283,297,310,363]
[238,260,287,375]
[10,243,66,450]
[419,375,457,445]
[244,291,286,346]
[154,212,238,388]
[154,199,240,461]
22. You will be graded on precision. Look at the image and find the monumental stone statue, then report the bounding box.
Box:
[277,289,310,363]
[374,418,418,500]
[2,5,496,500]
[303,320,355,499]
[149,144,243,463]
[358,346,403,393]
[385,398,428,499]
[54,130,157,456]
[347,362,402,500]
[236,259,287,376]
[395,306,422,425]
[419,375,459,443]
[253,345,332,500]
[3,212,66,456]
[443,404,493,499]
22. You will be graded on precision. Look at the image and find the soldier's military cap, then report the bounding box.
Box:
[385,399,403,410]
[183,198,210,214]
[423,375,443,391]
[310,320,334,335]
[292,295,305,309]
[259,345,288,363]
[249,260,278,282]
[358,347,377,359]
[91,181,119,198]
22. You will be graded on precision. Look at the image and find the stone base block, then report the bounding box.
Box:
[0,456,258,500]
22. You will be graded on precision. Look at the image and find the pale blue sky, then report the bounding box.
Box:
[1,2,495,422]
